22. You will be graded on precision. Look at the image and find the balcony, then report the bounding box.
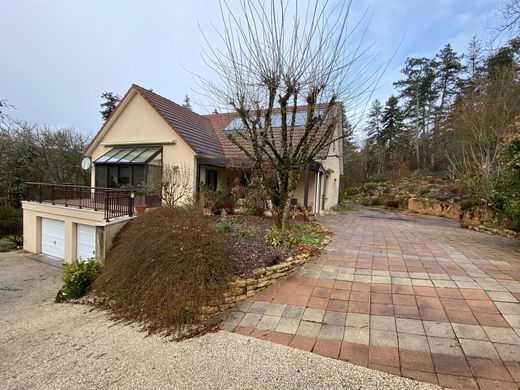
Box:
[25,182,135,222]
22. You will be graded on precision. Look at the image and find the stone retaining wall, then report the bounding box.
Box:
[199,253,311,318]
[407,197,496,226]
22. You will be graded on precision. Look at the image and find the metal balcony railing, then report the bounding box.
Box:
[25,182,134,221]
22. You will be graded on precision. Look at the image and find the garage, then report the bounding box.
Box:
[76,224,96,260]
[41,218,65,259]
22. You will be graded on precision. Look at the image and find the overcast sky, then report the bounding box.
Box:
[1,0,505,138]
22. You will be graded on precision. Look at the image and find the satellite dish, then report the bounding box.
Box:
[81,156,92,170]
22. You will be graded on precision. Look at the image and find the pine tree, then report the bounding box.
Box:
[100,91,121,122]
[182,95,192,110]
[381,96,406,174]
[365,99,385,176]
[394,58,438,169]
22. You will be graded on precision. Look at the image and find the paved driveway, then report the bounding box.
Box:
[222,207,520,389]
[0,252,436,389]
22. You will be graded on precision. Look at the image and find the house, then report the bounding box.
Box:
[22,84,343,263]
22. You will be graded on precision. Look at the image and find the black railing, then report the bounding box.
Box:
[25,182,134,221]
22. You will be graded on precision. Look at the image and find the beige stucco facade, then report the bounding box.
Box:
[88,92,197,203]
[22,201,132,264]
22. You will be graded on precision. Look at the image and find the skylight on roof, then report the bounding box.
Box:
[224,109,325,131]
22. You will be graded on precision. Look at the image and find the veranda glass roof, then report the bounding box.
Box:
[94,146,161,164]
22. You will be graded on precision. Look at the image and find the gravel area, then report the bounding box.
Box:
[0,252,439,389]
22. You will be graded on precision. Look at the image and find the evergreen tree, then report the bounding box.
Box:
[365,99,385,176]
[182,95,192,110]
[394,57,438,169]
[100,91,121,122]
[381,96,406,174]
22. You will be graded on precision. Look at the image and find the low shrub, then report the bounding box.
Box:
[265,228,300,248]
[232,177,268,216]
[459,199,478,211]
[342,186,360,198]
[299,234,322,245]
[234,227,255,239]
[62,259,101,299]
[370,198,383,206]
[92,207,233,338]
[0,207,23,246]
[218,220,234,232]
[385,200,400,209]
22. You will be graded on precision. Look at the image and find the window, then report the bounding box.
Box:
[93,146,163,190]
[205,169,218,191]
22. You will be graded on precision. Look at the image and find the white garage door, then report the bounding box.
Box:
[41,218,65,259]
[76,224,96,261]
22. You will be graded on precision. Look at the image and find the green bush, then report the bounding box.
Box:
[299,234,322,245]
[342,186,360,198]
[0,207,23,246]
[459,199,478,211]
[63,259,101,299]
[218,220,234,232]
[235,227,255,239]
[265,228,300,248]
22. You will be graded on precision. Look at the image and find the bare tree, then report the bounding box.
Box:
[446,68,520,192]
[161,163,193,207]
[199,0,380,229]
[498,0,520,37]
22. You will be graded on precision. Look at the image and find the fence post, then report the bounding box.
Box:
[38,184,42,203]
[129,193,134,217]
[105,194,110,222]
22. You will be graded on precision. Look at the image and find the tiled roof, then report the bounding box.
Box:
[133,85,224,157]
[204,104,334,163]
[86,84,336,165]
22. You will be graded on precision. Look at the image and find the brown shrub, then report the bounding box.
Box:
[385,200,400,209]
[92,207,233,338]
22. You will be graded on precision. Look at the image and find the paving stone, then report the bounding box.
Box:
[345,312,370,329]
[256,315,281,330]
[222,310,245,326]
[423,320,455,338]
[460,339,499,359]
[235,300,253,312]
[343,327,369,344]
[396,318,425,335]
[452,323,488,341]
[487,291,518,303]
[249,301,270,314]
[504,314,520,328]
[239,313,263,328]
[275,317,300,334]
[370,315,396,332]
[302,308,325,323]
[319,324,345,340]
[496,302,520,315]
[432,280,457,288]
[370,329,398,347]
[412,279,434,287]
[296,320,322,338]
[427,336,464,356]
[398,333,430,353]
[323,310,347,326]
[264,303,287,316]
[494,343,520,362]
[483,326,520,344]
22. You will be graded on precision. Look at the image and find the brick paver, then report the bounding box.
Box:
[222,207,520,388]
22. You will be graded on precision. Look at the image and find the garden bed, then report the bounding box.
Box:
[66,207,329,339]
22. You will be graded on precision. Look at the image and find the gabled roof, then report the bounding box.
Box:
[85,84,224,158]
[133,85,224,157]
[204,103,335,163]
[86,84,339,165]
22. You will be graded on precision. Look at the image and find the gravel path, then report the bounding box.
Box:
[0,252,438,389]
